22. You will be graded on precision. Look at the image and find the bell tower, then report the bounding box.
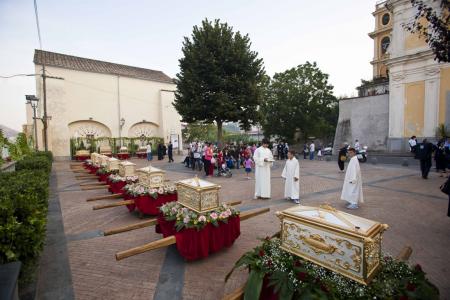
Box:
[368,1,392,79]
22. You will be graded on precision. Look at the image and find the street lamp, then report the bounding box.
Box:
[26,95,39,150]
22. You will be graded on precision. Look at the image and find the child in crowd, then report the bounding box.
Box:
[317,148,323,161]
[244,156,253,179]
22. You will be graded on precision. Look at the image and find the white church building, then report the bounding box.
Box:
[25,50,182,158]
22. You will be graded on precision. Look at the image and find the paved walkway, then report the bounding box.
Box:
[38,156,450,299]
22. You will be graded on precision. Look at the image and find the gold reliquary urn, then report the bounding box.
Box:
[136,166,166,188]
[118,161,136,177]
[276,204,388,285]
[176,176,221,213]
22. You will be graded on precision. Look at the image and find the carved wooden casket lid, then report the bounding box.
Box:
[106,157,119,170]
[76,150,90,156]
[136,166,165,175]
[119,160,136,167]
[278,205,386,238]
[176,177,220,191]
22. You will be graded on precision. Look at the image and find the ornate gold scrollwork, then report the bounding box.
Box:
[302,234,337,254]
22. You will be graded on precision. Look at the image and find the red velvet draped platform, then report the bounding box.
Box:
[155,216,241,261]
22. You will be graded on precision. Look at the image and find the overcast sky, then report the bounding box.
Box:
[0,0,375,131]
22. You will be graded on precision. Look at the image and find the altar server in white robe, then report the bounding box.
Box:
[254,139,274,199]
[282,150,300,204]
[341,147,364,209]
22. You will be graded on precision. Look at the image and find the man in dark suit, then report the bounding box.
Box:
[168,142,174,163]
[415,139,434,179]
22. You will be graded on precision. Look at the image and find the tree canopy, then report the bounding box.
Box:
[260,62,338,143]
[174,19,266,145]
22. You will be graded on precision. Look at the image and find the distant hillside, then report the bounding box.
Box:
[0,125,20,138]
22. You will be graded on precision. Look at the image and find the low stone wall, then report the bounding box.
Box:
[333,94,389,152]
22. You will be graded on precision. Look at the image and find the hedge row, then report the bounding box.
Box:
[0,151,52,283]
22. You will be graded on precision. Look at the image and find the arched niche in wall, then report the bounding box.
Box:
[128,121,159,138]
[68,120,112,139]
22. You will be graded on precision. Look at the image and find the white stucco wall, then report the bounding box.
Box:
[30,65,180,157]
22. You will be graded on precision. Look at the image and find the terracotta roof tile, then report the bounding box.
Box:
[34,49,174,84]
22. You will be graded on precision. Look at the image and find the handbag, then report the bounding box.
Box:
[340,155,347,162]
[440,177,450,195]
[210,157,216,164]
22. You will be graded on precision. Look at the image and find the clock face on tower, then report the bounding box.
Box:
[381,36,390,54]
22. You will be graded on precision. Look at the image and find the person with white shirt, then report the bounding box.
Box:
[309,141,315,160]
[354,139,360,152]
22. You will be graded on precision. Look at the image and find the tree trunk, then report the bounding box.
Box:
[217,121,223,148]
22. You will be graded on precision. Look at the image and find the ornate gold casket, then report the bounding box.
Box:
[75,149,90,157]
[99,155,109,166]
[91,153,100,166]
[106,157,119,172]
[119,161,136,177]
[136,166,165,188]
[277,205,388,285]
[176,177,220,213]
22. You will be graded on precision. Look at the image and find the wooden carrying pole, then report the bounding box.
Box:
[93,200,135,210]
[114,206,270,261]
[86,193,123,202]
[104,218,158,236]
[116,236,176,261]
[81,185,109,191]
[75,175,98,180]
[80,182,107,187]
[103,201,243,236]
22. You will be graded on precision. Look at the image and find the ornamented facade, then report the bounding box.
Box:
[334,0,449,152]
[25,50,182,157]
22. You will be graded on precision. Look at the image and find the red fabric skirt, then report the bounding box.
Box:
[98,173,109,182]
[89,166,99,174]
[155,216,241,261]
[129,193,178,215]
[75,155,90,161]
[108,181,127,194]
[117,153,130,160]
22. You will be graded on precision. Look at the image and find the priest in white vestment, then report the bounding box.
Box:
[254,139,274,199]
[341,148,364,209]
[281,150,300,204]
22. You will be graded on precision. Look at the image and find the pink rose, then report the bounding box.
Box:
[183,216,190,224]
[210,212,218,220]
[198,215,207,222]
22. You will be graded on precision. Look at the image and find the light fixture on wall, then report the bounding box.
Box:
[25,95,40,150]
[89,117,93,120]
[120,117,125,129]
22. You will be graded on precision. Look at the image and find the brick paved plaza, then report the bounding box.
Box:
[37,156,450,299]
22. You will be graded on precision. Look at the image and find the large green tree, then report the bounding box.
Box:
[174,19,265,145]
[261,62,338,143]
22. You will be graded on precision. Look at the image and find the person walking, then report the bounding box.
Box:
[303,143,308,159]
[338,143,348,172]
[409,136,417,154]
[168,141,174,163]
[415,139,434,179]
[254,138,274,199]
[146,143,153,161]
[157,143,163,160]
[341,148,363,209]
[309,141,315,160]
[282,150,300,204]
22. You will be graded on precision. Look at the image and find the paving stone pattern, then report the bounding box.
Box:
[40,156,450,299]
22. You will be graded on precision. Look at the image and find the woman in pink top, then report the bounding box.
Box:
[204,143,213,177]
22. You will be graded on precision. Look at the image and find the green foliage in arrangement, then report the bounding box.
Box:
[0,152,52,284]
[226,238,439,300]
